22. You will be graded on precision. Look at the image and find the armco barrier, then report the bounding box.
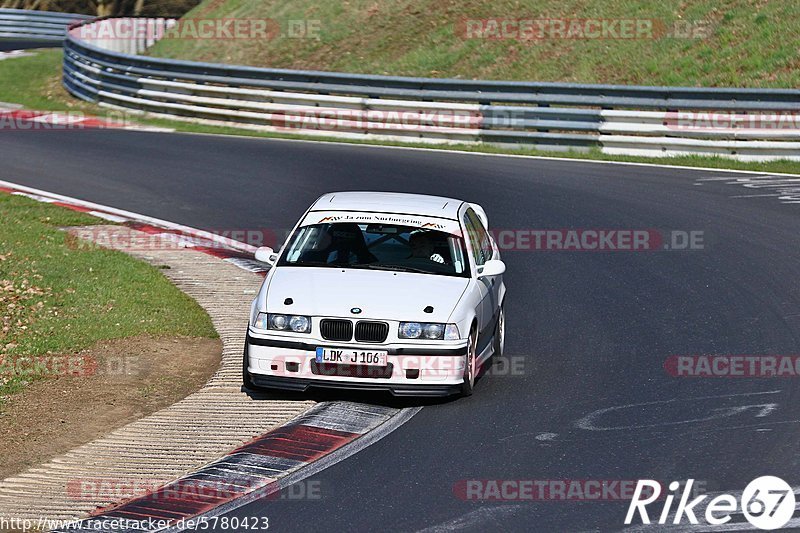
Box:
[4,13,797,161]
[0,8,90,43]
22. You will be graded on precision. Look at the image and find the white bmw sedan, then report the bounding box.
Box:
[243,192,506,397]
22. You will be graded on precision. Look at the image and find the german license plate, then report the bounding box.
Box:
[315,347,388,367]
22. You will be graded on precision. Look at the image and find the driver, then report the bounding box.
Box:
[409,231,445,264]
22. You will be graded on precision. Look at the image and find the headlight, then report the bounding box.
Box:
[399,322,422,339]
[289,315,310,333]
[253,312,311,333]
[399,322,460,340]
[423,323,444,339]
[270,314,288,330]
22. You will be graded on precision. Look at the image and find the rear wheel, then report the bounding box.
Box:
[460,330,477,397]
[492,305,505,358]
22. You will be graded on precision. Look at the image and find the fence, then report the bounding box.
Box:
[0,8,90,43]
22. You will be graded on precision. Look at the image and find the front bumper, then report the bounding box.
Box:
[249,373,462,397]
[245,331,468,397]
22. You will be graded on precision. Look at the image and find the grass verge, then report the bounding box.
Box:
[0,193,217,407]
[2,49,800,175]
[147,0,800,88]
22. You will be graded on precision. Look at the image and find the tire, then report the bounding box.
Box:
[492,305,505,359]
[242,341,255,390]
[460,329,477,397]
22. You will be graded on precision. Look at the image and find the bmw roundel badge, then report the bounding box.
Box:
[351,307,362,314]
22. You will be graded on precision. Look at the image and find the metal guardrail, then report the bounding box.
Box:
[3,13,795,161]
[0,8,90,43]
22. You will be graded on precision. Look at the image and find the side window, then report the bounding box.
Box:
[464,208,493,266]
[462,215,482,267]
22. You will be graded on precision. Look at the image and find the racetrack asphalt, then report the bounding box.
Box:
[2,129,799,531]
[0,40,58,51]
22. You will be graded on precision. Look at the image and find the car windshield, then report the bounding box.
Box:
[278,222,470,277]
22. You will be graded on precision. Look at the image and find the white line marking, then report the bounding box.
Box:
[11,191,56,203]
[696,175,770,181]
[703,175,800,204]
[575,391,782,431]
[0,179,256,254]
[3,88,798,177]
[415,504,524,533]
[86,210,129,222]
[166,130,800,178]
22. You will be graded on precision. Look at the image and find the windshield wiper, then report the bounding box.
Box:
[285,260,337,267]
[288,261,432,274]
[360,263,431,274]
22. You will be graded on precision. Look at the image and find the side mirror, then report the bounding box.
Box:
[255,246,276,264]
[478,259,505,278]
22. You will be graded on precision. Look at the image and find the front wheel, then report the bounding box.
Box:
[242,342,255,390]
[460,330,477,397]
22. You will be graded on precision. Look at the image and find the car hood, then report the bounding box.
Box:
[265,267,469,322]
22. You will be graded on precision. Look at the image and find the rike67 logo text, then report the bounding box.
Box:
[625,477,795,530]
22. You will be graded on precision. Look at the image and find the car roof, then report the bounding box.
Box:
[310,192,465,220]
